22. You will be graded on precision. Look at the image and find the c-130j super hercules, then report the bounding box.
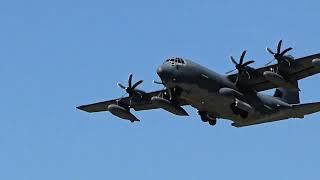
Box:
[77,40,320,127]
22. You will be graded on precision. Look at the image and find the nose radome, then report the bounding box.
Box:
[157,64,171,81]
[157,66,163,76]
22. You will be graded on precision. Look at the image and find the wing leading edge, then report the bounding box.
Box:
[77,90,189,113]
[77,90,164,113]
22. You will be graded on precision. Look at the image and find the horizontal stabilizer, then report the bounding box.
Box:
[232,101,320,128]
[291,102,320,118]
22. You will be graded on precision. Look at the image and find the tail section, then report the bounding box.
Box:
[232,102,320,127]
[274,81,300,104]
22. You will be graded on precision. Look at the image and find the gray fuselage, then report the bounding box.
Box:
[157,58,293,125]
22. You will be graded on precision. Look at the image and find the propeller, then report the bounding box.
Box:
[153,79,181,103]
[265,40,293,66]
[152,80,164,85]
[226,50,255,84]
[153,79,173,100]
[117,74,143,98]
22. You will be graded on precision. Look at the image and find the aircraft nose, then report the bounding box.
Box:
[157,64,171,81]
[157,66,163,76]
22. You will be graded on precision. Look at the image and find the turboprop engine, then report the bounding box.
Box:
[263,71,298,90]
[107,73,144,122]
[231,99,254,119]
[219,88,244,99]
[151,96,189,116]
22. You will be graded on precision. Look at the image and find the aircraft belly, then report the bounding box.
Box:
[179,83,246,122]
[179,82,279,124]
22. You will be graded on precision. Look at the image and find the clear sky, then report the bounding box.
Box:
[1,0,320,179]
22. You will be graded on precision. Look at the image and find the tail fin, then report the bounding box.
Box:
[274,81,300,104]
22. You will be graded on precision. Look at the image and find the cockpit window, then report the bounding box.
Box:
[165,58,185,65]
[176,58,185,64]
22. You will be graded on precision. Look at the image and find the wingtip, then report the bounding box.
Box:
[76,105,88,112]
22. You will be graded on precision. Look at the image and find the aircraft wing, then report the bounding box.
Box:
[77,90,188,113]
[227,53,320,92]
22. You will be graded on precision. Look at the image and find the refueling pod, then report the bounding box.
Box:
[108,104,140,122]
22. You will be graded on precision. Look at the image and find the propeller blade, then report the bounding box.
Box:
[240,50,247,65]
[117,83,126,90]
[266,48,275,55]
[284,58,291,67]
[230,56,238,65]
[235,76,240,86]
[277,40,282,54]
[244,70,251,79]
[128,74,133,88]
[226,69,237,74]
[153,80,163,85]
[242,60,255,67]
[265,59,275,66]
[280,47,293,56]
[132,80,143,89]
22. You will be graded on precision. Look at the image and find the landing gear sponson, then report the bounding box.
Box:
[198,111,217,126]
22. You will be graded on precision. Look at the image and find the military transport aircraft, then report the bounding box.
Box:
[77,40,320,127]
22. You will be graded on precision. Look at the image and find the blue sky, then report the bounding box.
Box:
[1,0,320,179]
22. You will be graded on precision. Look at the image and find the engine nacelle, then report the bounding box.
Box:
[231,99,254,118]
[219,88,244,99]
[312,58,320,67]
[151,96,189,116]
[234,99,253,114]
[108,104,140,122]
[263,71,297,89]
